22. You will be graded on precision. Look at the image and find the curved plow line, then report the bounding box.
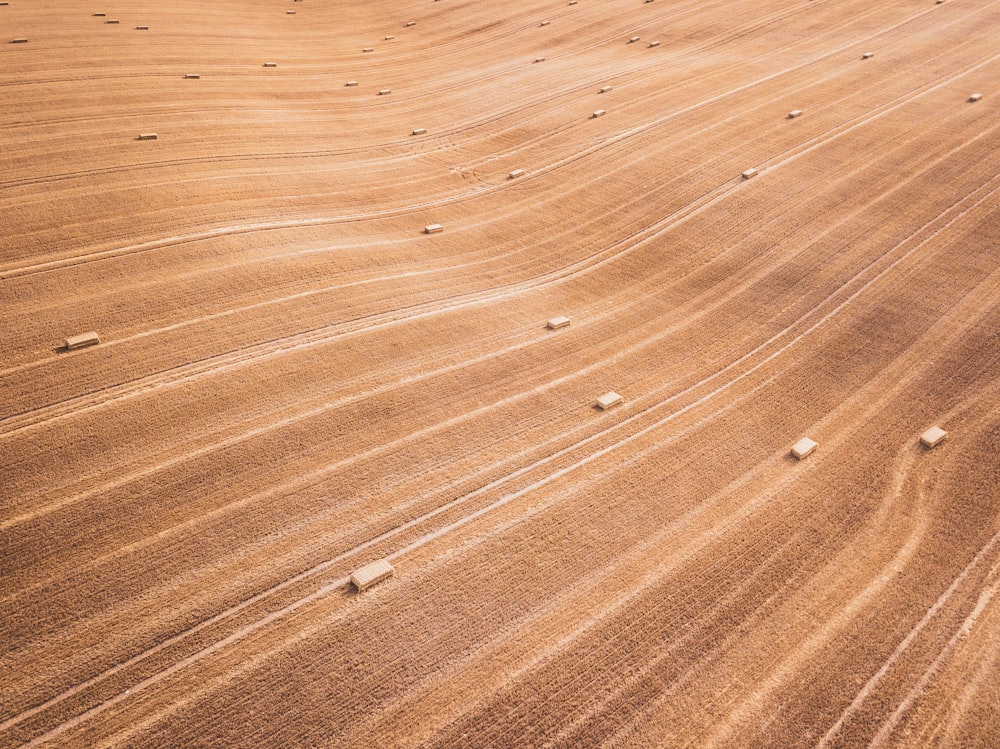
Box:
[0,0,970,281]
[11,165,994,747]
[7,35,1000,748]
[6,112,1000,740]
[819,532,1000,749]
[6,43,992,446]
[512,271,1000,747]
[0,105,1000,536]
[869,560,1000,748]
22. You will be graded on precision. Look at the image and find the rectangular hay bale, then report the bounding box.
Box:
[546,316,570,329]
[64,331,101,350]
[423,223,444,234]
[920,426,947,448]
[350,559,394,591]
[791,437,817,460]
[591,109,606,118]
[596,391,623,410]
[741,167,758,179]
[137,132,158,140]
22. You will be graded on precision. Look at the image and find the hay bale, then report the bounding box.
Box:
[596,392,623,410]
[137,132,158,140]
[263,62,277,67]
[591,109,606,118]
[412,127,427,135]
[405,21,416,27]
[345,80,358,86]
[787,109,803,118]
[363,47,374,52]
[350,559,394,591]
[135,25,149,29]
[10,37,27,43]
[648,40,660,47]
[741,167,758,179]
[64,331,101,350]
[599,85,613,93]
[184,73,200,79]
[105,18,119,23]
[969,93,983,102]
[378,88,391,95]
[920,426,947,448]
[423,223,444,234]
[546,316,570,329]
[508,168,525,179]
[534,56,546,63]
[791,437,817,460]
[384,35,394,40]
[862,51,874,59]
[540,20,550,26]
[628,36,640,43]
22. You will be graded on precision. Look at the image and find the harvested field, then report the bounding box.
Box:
[1,0,999,747]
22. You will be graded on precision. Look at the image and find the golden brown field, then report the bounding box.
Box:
[2,0,999,746]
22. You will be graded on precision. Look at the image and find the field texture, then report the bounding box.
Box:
[2,0,999,746]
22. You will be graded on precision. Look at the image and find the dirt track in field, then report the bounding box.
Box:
[1,0,998,746]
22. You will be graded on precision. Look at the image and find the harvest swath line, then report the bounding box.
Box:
[0,84,987,556]
[458,247,1000,745]
[4,0,985,384]
[0,0,970,279]
[7,154,996,746]
[564,272,1000,744]
[698,346,1000,747]
[8,102,983,595]
[4,39,996,445]
[819,495,1000,746]
[869,555,1000,747]
[548,427,933,747]
[78,216,996,748]
[0,0,779,188]
[0,0,916,211]
[428,217,1000,749]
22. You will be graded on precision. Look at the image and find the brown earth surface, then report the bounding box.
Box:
[1,0,999,746]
